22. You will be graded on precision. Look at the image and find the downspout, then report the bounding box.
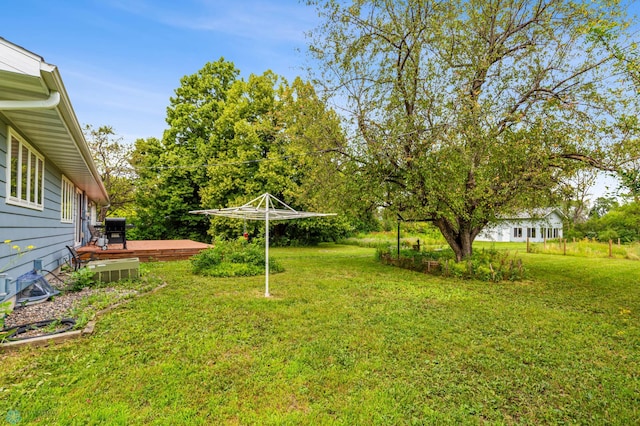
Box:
[0,91,60,110]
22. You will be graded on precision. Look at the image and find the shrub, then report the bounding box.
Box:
[191,238,284,278]
[377,246,525,282]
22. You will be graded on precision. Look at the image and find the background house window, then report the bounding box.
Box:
[61,175,74,223]
[513,227,523,238]
[7,130,44,210]
[527,227,537,238]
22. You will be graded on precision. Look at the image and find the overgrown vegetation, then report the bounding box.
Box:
[530,239,640,260]
[66,267,98,292]
[69,265,160,330]
[340,222,448,251]
[377,246,525,282]
[191,238,284,277]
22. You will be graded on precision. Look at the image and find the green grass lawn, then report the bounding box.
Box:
[1,244,639,424]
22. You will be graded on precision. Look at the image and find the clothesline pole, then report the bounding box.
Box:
[265,197,270,297]
[189,193,335,298]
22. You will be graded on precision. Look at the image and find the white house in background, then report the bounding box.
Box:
[476,208,565,243]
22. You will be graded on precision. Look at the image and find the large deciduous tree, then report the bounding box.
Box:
[588,23,640,201]
[131,59,352,243]
[198,71,353,244]
[84,125,135,221]
[130,60,239,241]
[308,0,636,261]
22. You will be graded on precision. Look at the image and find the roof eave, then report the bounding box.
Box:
[41,65,110,204]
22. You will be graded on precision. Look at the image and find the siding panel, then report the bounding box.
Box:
[1,117,79,286]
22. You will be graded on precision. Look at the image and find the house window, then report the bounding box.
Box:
[7,130,44,210]
[553,228,559,239]
[527,227,536,238]
[61,176,75,223]
[513,227,523,238]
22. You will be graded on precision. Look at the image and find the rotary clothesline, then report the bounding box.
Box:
[190,193,335,297]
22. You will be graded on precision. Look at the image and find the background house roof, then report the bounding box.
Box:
[499,208,565,221]
[0,38,109,204]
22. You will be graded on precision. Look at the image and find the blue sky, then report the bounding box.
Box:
[3,0,319,142]
[3,1,638,198]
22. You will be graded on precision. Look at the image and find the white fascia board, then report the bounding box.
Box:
[43,66,110,204]
[0,38,43,76]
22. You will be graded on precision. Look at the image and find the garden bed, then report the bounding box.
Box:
[1,267,162,348]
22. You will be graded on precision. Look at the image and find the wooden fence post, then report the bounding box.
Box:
[609,239,613,258]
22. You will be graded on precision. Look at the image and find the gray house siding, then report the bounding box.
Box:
[0,37,109,304]
[1,118,78,284]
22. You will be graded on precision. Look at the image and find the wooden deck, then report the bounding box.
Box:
[77,240,211,262]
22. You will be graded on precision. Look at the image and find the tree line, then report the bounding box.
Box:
[86,0,640,258]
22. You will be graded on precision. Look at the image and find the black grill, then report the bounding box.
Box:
[105,217,127,249]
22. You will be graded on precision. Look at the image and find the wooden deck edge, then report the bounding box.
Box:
[88,250,203,262]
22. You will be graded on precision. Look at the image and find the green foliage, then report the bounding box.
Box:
[573,201,640,242]
[588,196,619,219]
[191,238,284,277]
[84,125,135,221]
[308,0,636,261]
[130,59,359,243]
[377,246,525,282]
[130,59,240,241]
[0,300,12,330]
[342,228,448,252]
[67,267,97,292]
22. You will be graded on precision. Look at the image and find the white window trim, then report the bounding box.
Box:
[6,128,45,211]
[61,175,75,223]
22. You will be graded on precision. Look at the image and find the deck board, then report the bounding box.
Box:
[77,240,211,262]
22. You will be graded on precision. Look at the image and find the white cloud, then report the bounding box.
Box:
[104,0,317,43]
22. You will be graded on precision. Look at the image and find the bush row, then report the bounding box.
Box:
[377,246,525,282]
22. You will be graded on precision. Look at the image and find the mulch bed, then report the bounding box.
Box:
[3,288,137,339]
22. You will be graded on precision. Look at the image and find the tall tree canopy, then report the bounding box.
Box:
[84,125,135,221]
[308,0,637,260]
[131,59,352,243]
[131,60,239,241]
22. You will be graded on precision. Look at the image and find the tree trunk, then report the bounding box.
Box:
[435,218,480,262]
[98,205,109,223]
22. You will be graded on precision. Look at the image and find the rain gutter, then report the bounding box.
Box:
[0,91,60,110]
